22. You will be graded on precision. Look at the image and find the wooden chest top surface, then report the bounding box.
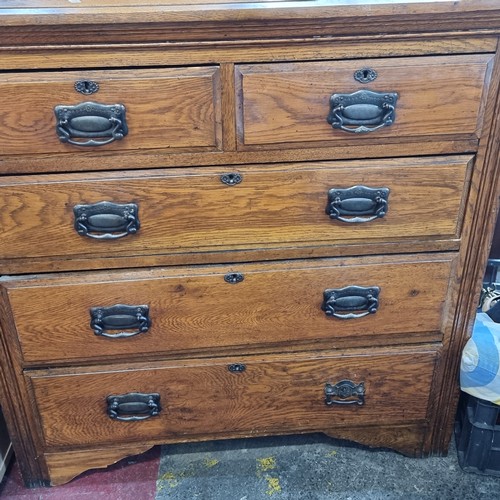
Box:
[1,0,500,43]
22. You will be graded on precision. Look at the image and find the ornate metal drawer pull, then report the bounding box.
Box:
[90,304,151,339]
[322,285,380,319]
[73,201,139,240]
[324,380,365,406]
[327,90,398,134]
[54,101,128,147]
[107,392,161,421]
[326,186,389,223]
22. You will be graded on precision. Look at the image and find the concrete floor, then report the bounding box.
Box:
[156,433,500,500]
[2,429,500,498]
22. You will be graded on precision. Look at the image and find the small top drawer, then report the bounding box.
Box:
[0,67,221,156]
[236,54,492,149]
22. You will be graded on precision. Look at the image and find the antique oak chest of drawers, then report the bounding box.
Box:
[1,0,500,487]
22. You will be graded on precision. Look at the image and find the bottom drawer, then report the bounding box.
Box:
[29,348,437,449]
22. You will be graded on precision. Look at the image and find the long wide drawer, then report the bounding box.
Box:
[28,348,438,448]
[0,156,471,266]
[2,254,455,364]
[0,67,221,156]
[236,54,492,148]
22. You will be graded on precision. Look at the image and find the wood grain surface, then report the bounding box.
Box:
[0,137,479,176]
[0,156,471,264]
[45,444,155,486]
[28,347,437,448]
[0,0,499,487]
[0,37,496,72]
[1,1,500,46]
[236,54,492,148]
[0,67,221,155]
[423,46,500,455]
[44,422,427,485]
[3,253,454,364]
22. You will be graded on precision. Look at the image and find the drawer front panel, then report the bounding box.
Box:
[28,349,437,448]
[5,254,454,364]
[0,156,470,261]
[0,67,221,155]
[236,54,492,147]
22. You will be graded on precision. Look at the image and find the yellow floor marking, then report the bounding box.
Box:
[158,471,179,488]
[265,476,282,496]
[257,456,277,473]
[256,457,281,495]
[203,457,220,468]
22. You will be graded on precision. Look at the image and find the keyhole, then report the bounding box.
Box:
[220,172,243,186]
[353,68,377,84]
[74,80,99,95]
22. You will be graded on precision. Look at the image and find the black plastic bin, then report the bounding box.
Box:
[455,393,500,476]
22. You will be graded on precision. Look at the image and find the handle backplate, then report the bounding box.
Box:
[325,380,365,406]
[107,392,161,421]
[90,304,150,338]
[55,101,128,147]
[326,186,389,223]
[327,90,398,134]
[74,201,139,240]
[322,285,380,319]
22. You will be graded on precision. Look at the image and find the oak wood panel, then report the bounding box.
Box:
[28,348,437,448]
[2,1,500,45]
[0,238,461,277]
[2,25,499,49]
[323,423,428,458]
[44,422,427,485]
[0,156,471,264]
[0,407,429,486]
[425,45,500,454]
[3,254,454,364]
[0,289,49,487]
[220,63,237,151]
[0,138,478,176]
[0,67,221,156]
[0,36,496,71]
[45,424,427,486]
[45,444,155,486]
[236,54,492,148]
